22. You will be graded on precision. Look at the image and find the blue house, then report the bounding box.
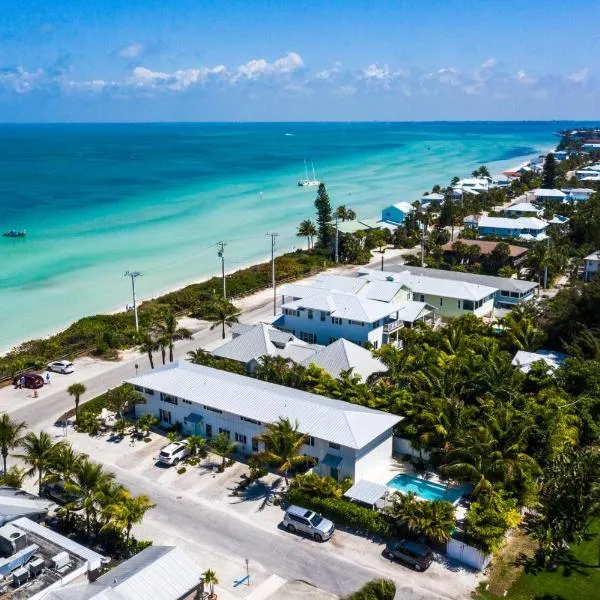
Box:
[381,202,414,225]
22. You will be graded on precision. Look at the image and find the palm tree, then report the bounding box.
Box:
[0,414,26,475]
[107,384,144,419]
[296,219,317,250]
[524,241,553,288]
[210,433,237,468]
[138,331,159,369]
[136,414,158,437]
[66,459,115,536]
[346,208,357,221]
[206,296,241,339]
[0,466,26,488]
[417,500,456,544]
[16,432,65,496]
[386,491,422,533]
[157,309,192,362]
[67,383,87,424]
[202,569,219,599]
[49,444,84,483]
[254,355,293,385]
[186,434,207,456]
[256,417,307,484]
[108,490,155,545]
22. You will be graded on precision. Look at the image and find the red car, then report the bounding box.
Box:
[13,374,44,389]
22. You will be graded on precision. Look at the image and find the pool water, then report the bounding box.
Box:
[387,473,465,503]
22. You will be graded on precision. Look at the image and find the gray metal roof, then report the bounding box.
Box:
[127,362,401,449]
[300,338,386,381]
[512,350,568,373]
[344,480,388,506]
[377,266,538,294]
[46,546,203,600]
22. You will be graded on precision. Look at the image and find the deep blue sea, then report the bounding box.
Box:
[0,121,586,349]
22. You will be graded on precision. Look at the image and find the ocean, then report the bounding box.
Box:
[0,121,580,350]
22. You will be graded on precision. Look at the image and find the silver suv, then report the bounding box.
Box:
[283,505,335,542]
[158,441,190,466]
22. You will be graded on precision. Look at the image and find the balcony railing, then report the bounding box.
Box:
[383,319,405,333]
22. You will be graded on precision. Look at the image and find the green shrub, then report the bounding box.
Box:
[176,466,186,475]
[344,578,396,600]
[287,489,392,537]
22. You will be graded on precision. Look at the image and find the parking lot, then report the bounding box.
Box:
[50,423,482,600]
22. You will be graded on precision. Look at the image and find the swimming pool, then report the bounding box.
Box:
[387,473,465,503]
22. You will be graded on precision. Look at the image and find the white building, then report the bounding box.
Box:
[512,350,568,374]
[470,215,549,241]
[584,250,600,281]
[561,188,595,202]
[275,274,435,348]
[504,202,542,217]
[128,362,401,482]
[211,323,386,381]
[528,188,566,203]
[454,178,489,193]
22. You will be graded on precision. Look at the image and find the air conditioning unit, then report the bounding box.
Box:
[52,551,70,571]
[28,556,45,576]
[12,567,29,587]
[0,524,27,556]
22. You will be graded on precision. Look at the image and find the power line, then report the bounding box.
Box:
[266,232,279,316]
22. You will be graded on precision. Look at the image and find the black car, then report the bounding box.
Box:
[384,539,434,571]
[41,481,81,506]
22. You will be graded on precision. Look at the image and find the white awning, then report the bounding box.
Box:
[343,480,388,506]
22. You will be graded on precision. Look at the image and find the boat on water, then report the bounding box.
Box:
[298,160,320,187]
[3,229,26,238]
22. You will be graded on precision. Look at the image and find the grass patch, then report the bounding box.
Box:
[477,519,600,600]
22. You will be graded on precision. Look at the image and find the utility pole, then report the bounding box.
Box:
[335,213,339,263]
[420,222,426,268]
[543,237,549,289]
[266,233,279,315]
[217,241,227,299]
[124,271,141,333]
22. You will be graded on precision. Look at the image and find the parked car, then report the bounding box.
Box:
[283,505,335,542]
[158,441,191,466]
[47,360,75,374]
[41,481,82,506]
[384,539,434,571]
[13,373,44,389]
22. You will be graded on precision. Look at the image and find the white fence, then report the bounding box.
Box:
[392,436,432,461]
[446,537,491,571]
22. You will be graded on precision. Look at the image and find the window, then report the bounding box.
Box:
[134,385,143,392]
[439,297,443,306]
[308,309,313,320]
[510,291,519,298]
[203,405,223,414]
[219,428,231,439]
[241,416,261,425]
[182,399,193,405]
[205,424,212,438]
[500,290,511,297]
[373,320,380,328]
[373,341,378,349]
[159,409,171,424]
[252,437,259,452]
[331,317,342,325]
[463,299,474,311]
[300,331,317,344]
[235,433,247,444]
[328,442,341,450]
[320,311,326,321]
[305,436,315,447]
[457,300,461,309]
[419,294,425,303]
[144,388,155,395]
[160,393,178,405]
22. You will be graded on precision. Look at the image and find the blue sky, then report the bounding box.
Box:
[1,0,599,121]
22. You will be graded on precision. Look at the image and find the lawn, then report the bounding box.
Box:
[478,520,600,600]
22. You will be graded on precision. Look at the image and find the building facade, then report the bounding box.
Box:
[381,202,414,225]
[584,251,600,281]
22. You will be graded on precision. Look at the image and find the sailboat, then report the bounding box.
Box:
[297,160,320,187]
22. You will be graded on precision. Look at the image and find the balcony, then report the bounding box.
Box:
[383,319,405,333]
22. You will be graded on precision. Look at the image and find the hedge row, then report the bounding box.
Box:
[287,489,392,537]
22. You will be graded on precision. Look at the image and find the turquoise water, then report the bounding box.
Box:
[387,473,467,503]
[0,121,582,349]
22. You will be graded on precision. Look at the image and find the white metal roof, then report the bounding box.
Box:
[344,480,388,506]
[531,188,566,197]
[397,273,496,301]
[300,338,386,381]
[387,201,414,213]
[313,274,367,294]
[505,202,541,213]
[512,350,568,373]
[584,250,600,261]
[477,216,548,230]
[127,362,401,449]
[420,193,444,201]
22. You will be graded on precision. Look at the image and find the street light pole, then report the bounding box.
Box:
[124,271,141,333]
[266,233,279,315]
[217,241,227,299]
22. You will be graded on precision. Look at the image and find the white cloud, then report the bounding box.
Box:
[481,58,497,69]
[362,63,390,80]
[566,68,589,83]
[129,65,227,91]
[515,69,536,84]
[0,67,46,93]
[315,61,341,80]
[235,52,304,81]
[118,43,146,59]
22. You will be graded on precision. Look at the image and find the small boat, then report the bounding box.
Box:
[297,160,320,187]
[3,229,26,238]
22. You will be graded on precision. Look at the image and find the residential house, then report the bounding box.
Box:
[439,239,529,268]
[336,218,380,235]
[275,274,435,348]
[584,250,600,281]
[211,323,386,381]
[0,487,53,526]
[528,188,566,203]
[44,545,204,600]
[466,215,549,241]
[512,350,568,374]
[128,361,402,482]
[503,202,542,217]
[454,178,489,193]
[561,187,595,202]
[419,193,445,207]
[381,202,414,225]
[378,265,539,309]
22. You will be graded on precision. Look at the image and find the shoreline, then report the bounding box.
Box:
[1,136,556,357]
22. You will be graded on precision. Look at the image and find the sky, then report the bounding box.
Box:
[1,0,599,122]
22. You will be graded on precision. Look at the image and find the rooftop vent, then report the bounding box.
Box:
[0,524,27,556]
